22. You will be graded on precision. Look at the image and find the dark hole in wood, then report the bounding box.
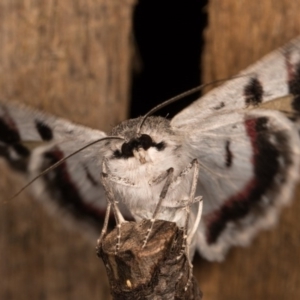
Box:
[131,0,208,118]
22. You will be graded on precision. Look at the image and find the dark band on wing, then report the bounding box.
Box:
[225,140,233,167]
[286,57,300,113]
[84,164,100,186]
[0,112,30,171]
[12,143,30,157]
[35,120,53,141]
[205,117,284,244]
[213,102,225,110]
[0,116,20,144]
[0,145,28,172]
[41,148,104,228]
[244,77,264,106]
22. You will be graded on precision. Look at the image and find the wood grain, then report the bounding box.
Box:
[0,1,135,299]
[197,1,300,299]
[1,1,300,300]
[98,220,202,299]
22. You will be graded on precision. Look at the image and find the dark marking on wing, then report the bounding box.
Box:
[205,117,284,244]
[12,144,30,157]
[35,120,53,141]
[244,77,264,106]
[0,117,20,144]
[225,140,233,167]
[286,59,300,113]
[41,147,104,228]
[0,145,28,172]
[84,165,100,186]
[0,113,30,170]
[213,102,225,110]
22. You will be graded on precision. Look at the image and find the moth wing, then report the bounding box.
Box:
[172,36,300,127]
[0,101,111,239]
[171,36,300,260]
[172,108,300,261]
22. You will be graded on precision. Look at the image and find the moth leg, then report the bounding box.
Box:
[149,158,198,189]
[170,158,199,191]
[184,196,203,292]
[101,164,135,187]
[142,167,174,248]
[174,159,202,291]
[177,196,202,259]
[96,202,111,247]
[148,168,171,186]
[100,159,126,253]
[178,159,200,257]
[101,159,125,224]
[187,196,203,246]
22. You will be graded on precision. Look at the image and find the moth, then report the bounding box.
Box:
[1,36,300,262]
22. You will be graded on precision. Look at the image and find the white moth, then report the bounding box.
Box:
[1,36,300,261]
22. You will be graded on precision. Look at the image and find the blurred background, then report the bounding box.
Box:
[0,0,300,299]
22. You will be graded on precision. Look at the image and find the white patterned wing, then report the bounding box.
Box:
[172,36,300,127]
[0,101,109,238]
[171,36,300,260]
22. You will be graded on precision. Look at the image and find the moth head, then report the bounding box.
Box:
[113,133,166,164]
[109,117,175,165]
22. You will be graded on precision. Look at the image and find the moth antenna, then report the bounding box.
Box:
[5,136,124,202]
[136,74,253,134]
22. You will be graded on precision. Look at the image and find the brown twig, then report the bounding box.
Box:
[97,219,202,300]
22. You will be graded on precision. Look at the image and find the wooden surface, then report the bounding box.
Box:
[1,1,300,300]
[196,1,300,299]
[0,1,135,299]
[0,0,134,131]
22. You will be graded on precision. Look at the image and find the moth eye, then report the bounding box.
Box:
[121,142,132,156]
[156,141,166,151]
[139,134,153,150]
[113,149,122,158]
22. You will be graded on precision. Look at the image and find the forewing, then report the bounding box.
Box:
[173,109,300,261]
[0,101,109,238]
[171,36,300,260]
[172,36,300,127]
